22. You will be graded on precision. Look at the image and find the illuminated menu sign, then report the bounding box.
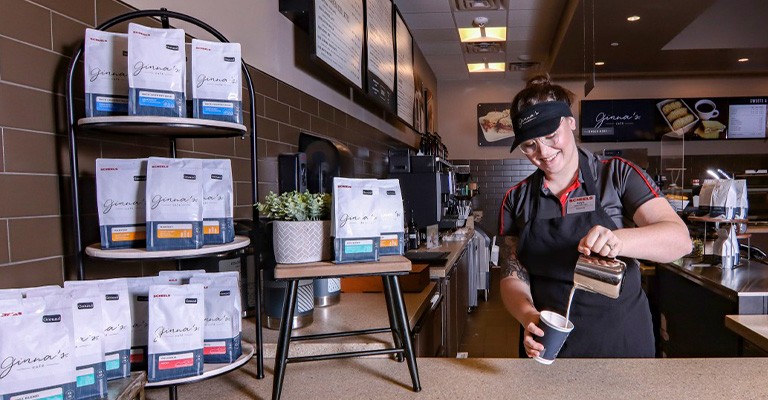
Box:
[580,96,768,142]
[365,0,396,112]
[395,9,414,127]
[728,98,768,139]
[313,0,364,89]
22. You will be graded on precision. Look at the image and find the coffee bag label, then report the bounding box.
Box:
[96,158,147,249]
[377,179,404,256]
[147,284,205,382]
[191,39,242,123]
[146,157,204,251]
[0,297,77,400]
[127,23,186,117]
[190,272,242,363]
[85,29,128,117]
[202,159,234,245]
[332,177,380,263]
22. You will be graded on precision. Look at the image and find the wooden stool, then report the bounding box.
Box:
[271,255,421,400]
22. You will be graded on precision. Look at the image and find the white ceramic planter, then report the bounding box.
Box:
[272,220,332,264]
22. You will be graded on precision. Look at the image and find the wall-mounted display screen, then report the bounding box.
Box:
[395,8,415,127]
[580,96,768,142]
[365,0,396,113]
[311,0,365,90]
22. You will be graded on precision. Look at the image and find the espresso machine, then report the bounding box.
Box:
[388,151,462,230]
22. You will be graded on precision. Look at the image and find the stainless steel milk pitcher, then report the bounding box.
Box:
[573,255,627,299]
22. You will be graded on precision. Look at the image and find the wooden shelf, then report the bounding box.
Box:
[78,116,246,138]
[85,235,250,261]
[145,342,253,387]
[275,255,411,280]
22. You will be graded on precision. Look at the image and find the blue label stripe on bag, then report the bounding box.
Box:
[202,101,234,116]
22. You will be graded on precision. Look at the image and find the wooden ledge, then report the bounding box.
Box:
[275,255,411,280]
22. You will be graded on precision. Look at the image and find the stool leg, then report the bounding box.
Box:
[382,276,404,362]
[388,276,421,392]
[168,385,177,400]
[272,279,298,400]
[254,256,264,379]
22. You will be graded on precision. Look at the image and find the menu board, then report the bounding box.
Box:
[728,99,767,139]
[365,0,396,113]
[312,0,364,90]
[395,9,415,127]
[580,96,768,142]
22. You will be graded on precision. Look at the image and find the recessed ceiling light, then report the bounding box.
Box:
[595,61,605,66]
[738,58,749,62]
[467,62,505,73]
[518,54,531,61]
[610,42,619,47]
[458,26,506,42]
[627,15,640,22]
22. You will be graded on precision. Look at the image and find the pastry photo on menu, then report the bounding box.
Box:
[692,98,727,139]
[657,99,699,137]
[477,103,515,145]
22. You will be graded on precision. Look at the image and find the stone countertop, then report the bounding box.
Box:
[144,357,768,400]
[725,314,768,352]
[253,282,437,358]
[659,257,768,300]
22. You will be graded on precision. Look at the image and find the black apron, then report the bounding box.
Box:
[517,151,654,358]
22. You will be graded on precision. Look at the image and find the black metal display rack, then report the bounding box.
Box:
[64,8,264,398]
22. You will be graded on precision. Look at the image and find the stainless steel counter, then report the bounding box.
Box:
[406,232,473,279]
[660,257,768,302]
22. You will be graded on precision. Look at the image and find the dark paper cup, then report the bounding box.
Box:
[533,310,574,365]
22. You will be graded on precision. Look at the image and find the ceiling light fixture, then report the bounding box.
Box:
[468,60,505,73]
[595,61,605,66]
[459,16,506,43]
[738,58,749,62]
[611,42,619,47]
[627,15,640,22]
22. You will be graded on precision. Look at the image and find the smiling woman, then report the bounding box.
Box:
[498,74,692,361]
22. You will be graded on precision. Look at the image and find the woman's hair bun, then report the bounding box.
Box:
[526,74,552,88]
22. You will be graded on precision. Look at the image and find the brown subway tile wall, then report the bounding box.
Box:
[0,0,416,287]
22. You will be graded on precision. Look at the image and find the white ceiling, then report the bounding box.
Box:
[394,0,768,82]
[394,0,566,81]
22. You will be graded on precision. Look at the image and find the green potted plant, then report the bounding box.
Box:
[256,191,332,264]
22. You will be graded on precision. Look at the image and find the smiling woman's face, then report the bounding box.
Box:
[522,116,578,178]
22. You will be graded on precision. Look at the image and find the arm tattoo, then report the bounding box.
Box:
[499,236,530,285]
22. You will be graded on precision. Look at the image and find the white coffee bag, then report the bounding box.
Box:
[698,179,716,216]
[26,286,107,400]
[96,158,147,249]
[158,269,207,285]
[191,39,242,124]
[126,276,165,372]
[146,157,204,251]
[189,272,242,363]
[148,284,205,382]
[377,179,405,256]
[0,297,76,400]
[127,23,186,117]
[202,159,234,245]
[710,180,734,219]
[64,279,132,381]
[0,288,24,300]
[332,177,380,263]
[84,29,129,117]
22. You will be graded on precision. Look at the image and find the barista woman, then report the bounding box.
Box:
[498,75,691,358]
